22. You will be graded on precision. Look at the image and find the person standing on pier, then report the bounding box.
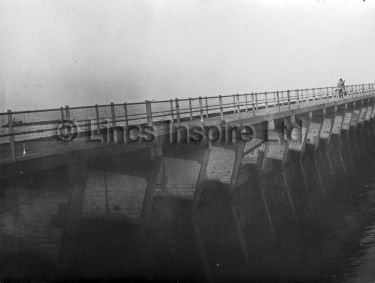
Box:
[337,78,346,98]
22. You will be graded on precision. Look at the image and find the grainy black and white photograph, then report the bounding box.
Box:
[1,0,375,281]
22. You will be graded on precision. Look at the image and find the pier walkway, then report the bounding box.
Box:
[0,83,374,179]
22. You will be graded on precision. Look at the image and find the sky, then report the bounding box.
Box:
[1,0,375,111]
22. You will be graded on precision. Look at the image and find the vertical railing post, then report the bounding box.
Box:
[265,92,268,112]
[287,90,291,110]
[236,94,241,114]
[252,93,256,116]
[189,98,193,120]
[60,107,64,121]
[123,103,129,128]
[273,92,276,107]
[326,87,329,103]
[232,95,236,114]
[170,99,174,125]
[65,105,70,120]
[245,94,248,112]
[123,103,129,143]
[296,89,300,108]
[95,104,100,135]
[199,96,204,121]
[331,87,338,99]
[110,102,116,128]
[277,91,280,111]
[109,103,116,143]
[175,98,180,126]
[280,91,283,105]
[255,93,258,110]
[64,105,72,146]
[205,97,209,118]
[313,89,316,105]
[219,95,224,122]
[7,110,16,161]
[146,100,153,126]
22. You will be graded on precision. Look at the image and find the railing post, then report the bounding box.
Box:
[219,95,224,122]
[236,94,241,114]
[277,91,280,111]
[296,89,299,107]
[255,93,258,110]
[65,105,70,120]
[7,110,16,161]
[332,86,336,100]
[123,103,129,128]
[60,107,64,121]
[95,104,100,135]
[110,102,116,128]
[123,103,129,143]
[287,90,291,110]
[175,98,180,126]
[199,96,204,121]
[146,100,153,126]
[245,94,248,112]
[189,98,193,120]
[252,93,256,116]
[170,99,174,125]
[265,92,268,112]
[205,96,209,118]
[326,87,329,103]
[232,95,236,114]
[313,89,316,105]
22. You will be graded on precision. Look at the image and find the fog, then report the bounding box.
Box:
[1,0,375,111]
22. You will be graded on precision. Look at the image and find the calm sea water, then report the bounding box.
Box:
[1,138,375,281]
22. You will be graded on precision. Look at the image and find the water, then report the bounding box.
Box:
[1,129,375,281]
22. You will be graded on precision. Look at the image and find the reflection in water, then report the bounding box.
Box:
[1,129,375,281]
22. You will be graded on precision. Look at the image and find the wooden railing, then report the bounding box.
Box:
[1,83,374,161]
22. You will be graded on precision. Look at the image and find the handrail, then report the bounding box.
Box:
[1,83,374,162]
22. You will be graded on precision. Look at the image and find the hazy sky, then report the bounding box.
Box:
[1,0,375,111]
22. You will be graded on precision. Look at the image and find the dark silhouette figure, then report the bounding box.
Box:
[337,78,346,98]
